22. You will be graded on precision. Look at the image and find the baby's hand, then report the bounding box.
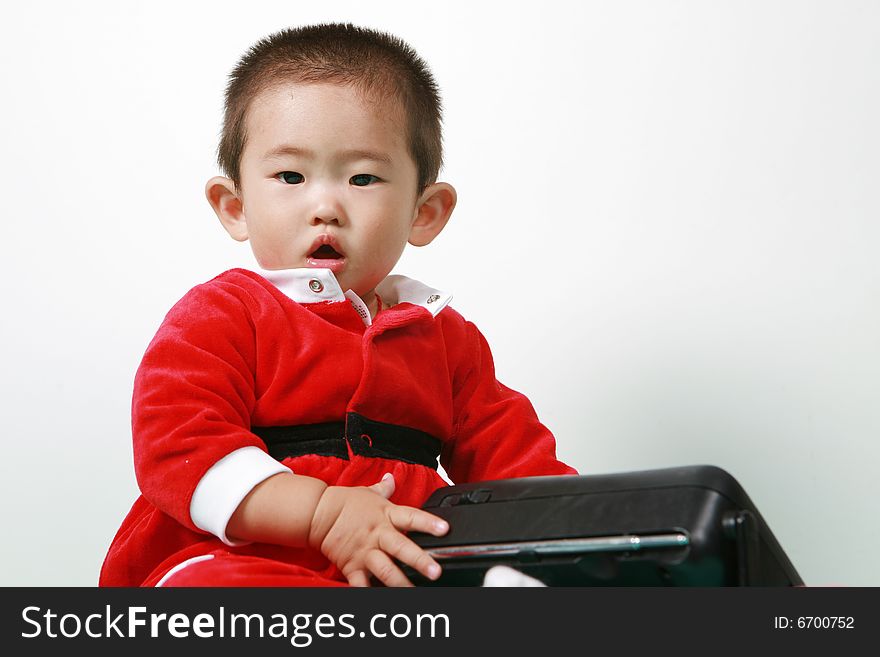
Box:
[308,473,449,587]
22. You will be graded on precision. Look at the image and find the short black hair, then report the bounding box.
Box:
[218,23,444,191]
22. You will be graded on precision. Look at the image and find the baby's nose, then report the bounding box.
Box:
[308,185,345,225]
[311,211,341,226]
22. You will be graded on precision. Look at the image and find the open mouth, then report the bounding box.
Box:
[306,236,346,272]
[309,244,343,260]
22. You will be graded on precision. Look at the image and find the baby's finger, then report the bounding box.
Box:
[367,472,396,500]
[344,568,371,588]
[389,505,449,536]
[379,532,442,582]
[364,549,414,588]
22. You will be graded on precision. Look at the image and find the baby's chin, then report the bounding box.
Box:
[334,266,380,293]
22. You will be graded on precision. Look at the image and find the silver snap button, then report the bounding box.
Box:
[426,294,440,304]
[308,279,324,293]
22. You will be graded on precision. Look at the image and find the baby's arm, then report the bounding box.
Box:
[226,472,448,587]
[445,320,578,483]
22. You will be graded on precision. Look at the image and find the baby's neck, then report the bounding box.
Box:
[361,290,380,319]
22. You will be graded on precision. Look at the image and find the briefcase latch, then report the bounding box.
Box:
[439,489,492,507]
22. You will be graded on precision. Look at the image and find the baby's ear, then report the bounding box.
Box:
[205,176,249,242]
[409,182,457,247]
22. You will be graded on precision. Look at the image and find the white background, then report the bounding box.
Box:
[1,0,877,586]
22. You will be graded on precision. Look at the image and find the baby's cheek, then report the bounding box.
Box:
[251,247,288,270]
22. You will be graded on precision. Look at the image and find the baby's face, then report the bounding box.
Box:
[236,81,421,299]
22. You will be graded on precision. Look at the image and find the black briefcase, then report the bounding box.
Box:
[406,465,803,586]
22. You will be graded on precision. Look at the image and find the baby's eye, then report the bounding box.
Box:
[350,174,381,187]
[278,171,304,185]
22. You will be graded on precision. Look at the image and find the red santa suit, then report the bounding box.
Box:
[99,268,576,587]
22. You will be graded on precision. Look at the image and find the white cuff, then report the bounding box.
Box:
[190,446,291,545]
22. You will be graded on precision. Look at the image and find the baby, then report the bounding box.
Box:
[100,23,576,588]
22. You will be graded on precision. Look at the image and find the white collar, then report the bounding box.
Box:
[258,268,452,326]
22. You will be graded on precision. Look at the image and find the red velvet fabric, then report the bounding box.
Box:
[100,269,576,586]
[156,551,348,587]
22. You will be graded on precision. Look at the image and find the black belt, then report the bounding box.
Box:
[252,413,441,470]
